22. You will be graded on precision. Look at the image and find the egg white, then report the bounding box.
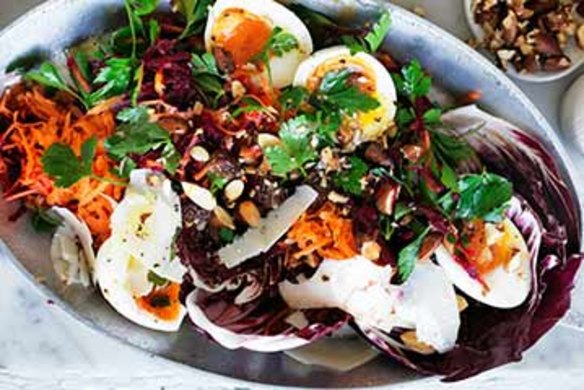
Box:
[434,218,532,309]
[294,45,397,143]
[204,0,313,88]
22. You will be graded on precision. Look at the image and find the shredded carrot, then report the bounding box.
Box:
[0,86,123,245]
[287,202,358,261]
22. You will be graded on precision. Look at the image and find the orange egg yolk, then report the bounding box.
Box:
[460,221,516,276]
[212,8,273,67]
[136,282,182,321]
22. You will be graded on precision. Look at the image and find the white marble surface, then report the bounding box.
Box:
[2,0,584,389]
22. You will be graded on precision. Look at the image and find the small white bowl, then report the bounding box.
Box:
[561,74,584,154]
[463,0,584,83]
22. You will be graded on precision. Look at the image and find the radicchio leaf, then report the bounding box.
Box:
[178,222,348,352]
[357,105,583,381]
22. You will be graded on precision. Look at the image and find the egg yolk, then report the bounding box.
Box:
[137,282,182,321]
[212,8,273,67]
[460,220,519,276]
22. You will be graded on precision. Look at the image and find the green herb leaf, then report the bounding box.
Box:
[26,62,71,92]
[431,130,476,168]
[42,136,97,188]
[90,57,136,105]
[333,156,369,196]
[174,0,214,39]
[393,60,431,101]
[318,69,380,114]
[147,270,169,287]
[207,172,228,194]
[397,227,430,283]
[280,86,310,112]
[192,53,225,105]
[396,107,415,128]
[380,215,394,241]
[315,110,342,145]
[423,108,442,125]
[192,52,220,75]
[128,0,159,16]
[455,172,513,223]
[232,97,272,118]
[439,159,459,192]
[149,19,161,43]
[268,27,299,57]
[264,116,317,176]
[106,107,180,174]
[26,62,86,107]
[364,11,391,53]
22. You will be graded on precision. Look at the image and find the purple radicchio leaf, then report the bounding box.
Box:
[178,223,348,352]
[356,105,583,381]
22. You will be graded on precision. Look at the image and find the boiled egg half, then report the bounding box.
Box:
[434,218,532,309]
[95,169,186,332]
[204,0,313,88]
[294,46,397,144]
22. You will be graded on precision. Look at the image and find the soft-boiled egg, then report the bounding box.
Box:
[204,0,313,88]
[95,169,187,332]
[294,46,397,144]
[434,218,532,309]
[279,256,460,353]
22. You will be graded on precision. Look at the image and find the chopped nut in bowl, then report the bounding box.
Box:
[464,0,584,82]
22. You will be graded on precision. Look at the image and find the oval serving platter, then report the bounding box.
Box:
[0,0,582,387]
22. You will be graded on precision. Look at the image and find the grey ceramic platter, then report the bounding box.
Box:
[0,0,582,387]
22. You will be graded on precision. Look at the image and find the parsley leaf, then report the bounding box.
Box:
[455,173,513,223]
[232,97,272,118]
[317,69,380,114]
[393,60,431,101]
[431,130,476,168]
[264,116,317,176]
[89,57,136,105]
[280,86,310,112]
[128,0,159,16]
[192,53,225,106]
[124,0,159,58]
[253,26,299,83]
[423,108,442,125]
[42,136,98,188]
[26,62,87,108]
[364,11,392,53]
[174,0,214,39]
[340,11,391,54]
[207,172,228,194]
[334,156,369,196]
[397,227,430,283]
[267,27,299,57]
[105,107,180,174]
